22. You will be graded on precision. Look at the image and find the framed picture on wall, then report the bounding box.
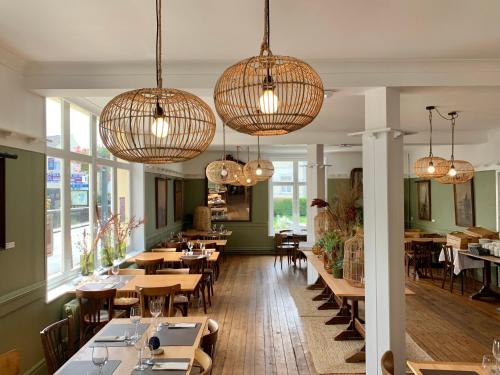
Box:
[174,179,183,222]
[416,180,431,221]
[155,177,168,229]
[454,179,475,227]
[350,168,363,196]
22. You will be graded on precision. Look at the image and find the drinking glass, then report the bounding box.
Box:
[492,338,500,373]
[187,242,193,254]
[130,306,142,341]
[134,336,148,370]
[482,354,495,374]
[92,345,108,375]
[111,261,119,278]
[149,299,163,331]
[143,335,154,366]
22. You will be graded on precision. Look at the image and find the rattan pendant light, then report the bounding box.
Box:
[206,123,241,185]
[239,147,258,187]
[413,106,448,179]
[99,0,215,164]
[228,146,245,186]
[436,111,474,184]
[243,137,274,181]
[213,0,324,136]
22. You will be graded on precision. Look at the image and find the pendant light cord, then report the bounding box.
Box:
[260,0,271,55]
[450,115,456,164]
[222,123,226,162]
[257,136,261,161]
[428,109,433,157]
[156,0,163,88]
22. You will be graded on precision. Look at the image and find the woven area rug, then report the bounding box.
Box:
[289,287,338,317]
[301,317,431,374]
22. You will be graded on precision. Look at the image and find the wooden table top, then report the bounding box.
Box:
[182,229,232,238]
[55,317,207,375]
[193,239,227,247]
[68,274,202,294]
[407,360,486,374]
[130,251,220,263]
[305,251,414,298]
[457,250,500,265]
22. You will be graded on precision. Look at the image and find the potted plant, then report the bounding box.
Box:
[320,231,340,274]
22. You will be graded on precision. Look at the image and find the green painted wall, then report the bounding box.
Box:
[144,173,184,249]
[183,179,274,254]
[0,146,70,375]
[406,170,497,233]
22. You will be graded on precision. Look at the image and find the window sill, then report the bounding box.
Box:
[46,249,144,304]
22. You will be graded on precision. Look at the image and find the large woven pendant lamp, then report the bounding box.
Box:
[413,106,448,179]
[206,123,241,185]
[243,136,274,181]
[436,111,474,184]
[213,0,324,136]
[99,0,216,163]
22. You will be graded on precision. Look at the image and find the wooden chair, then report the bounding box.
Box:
[135,284,181,318]
[408,240,434,281]
[381,350,394,375]
[182,257,210,313]
[0,350,20,375]
[136,257,164,275]
[404,240,413,277]
[40,317,75,374]
[155,269,190,316]
[75,288,118,346]
[201,319,219,360]
[441,245,464,294]
[108,268,145,316]
[193,348,213,375]
[274,233,295,269]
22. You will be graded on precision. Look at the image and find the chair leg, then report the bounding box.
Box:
[206,281,212,306]
[450,272,455,293]
[441,266,447,289]
[428,258,434,281]
[460,271,464,295]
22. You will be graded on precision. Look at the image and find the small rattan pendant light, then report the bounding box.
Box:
[243,136,274,181]
[413,106,448,179]
[206,123,241,185]
[213,0,324,136]
[240,146,258,187]
[436,111,474,184]
[99,0,215,164]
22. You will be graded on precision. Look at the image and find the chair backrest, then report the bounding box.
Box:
[135,284,181,317]
[442,244,454,264]
[275,233,286,247]
[411,240,433,257]
[181,257,206,274]
[135,257,164,275]
[194,348,213,375]
[75,288,117,325]
[201,319,219,359]
[108,268,145,276]
[164,241,181,249]
[0,350,20,375]
[156,268,190,275]
[203,242,217,250]
[152,248,177,253]
[381,350,394,375]
[404,241,412,252]
[40,317,75,375]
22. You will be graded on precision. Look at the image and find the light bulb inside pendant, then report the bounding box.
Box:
[259,89,279,114]
[448,165,457,177]
[246,177,252,184]
[427,162,435,174]
[220,166,228,177]
[151,104,169,138]
[256,164,263,176]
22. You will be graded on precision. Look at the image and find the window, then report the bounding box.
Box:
[45,98,133,288]
[270,160,307,233]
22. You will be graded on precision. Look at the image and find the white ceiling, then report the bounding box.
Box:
[1,0,500,62]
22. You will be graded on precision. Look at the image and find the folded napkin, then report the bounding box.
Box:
[169,323,196,328]
[152,362,189,371]
[94,335,126,342]
[102,283,118,289]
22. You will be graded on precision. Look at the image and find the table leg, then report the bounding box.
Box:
[325,297,351,325]
[471,260,500,300]
[306,276,324,290]
[345,344,365,363]
[318,293,340,310]
[312,286,330,301]
[334,300,364,341]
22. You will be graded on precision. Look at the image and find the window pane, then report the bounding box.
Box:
[299,185,307,231]
[97,165,113,221]
[272,161,294,182]
[46,157,63,277]
[70,104,91,155]
[70,161,90,268]
[117,169,130,223]
[298,160,307,183]
[46,98,62,149]
[96,120,111,159]
[273,184,293,232]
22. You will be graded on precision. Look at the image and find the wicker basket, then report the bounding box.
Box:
[314,209,334,242]
[343,232,364,288]
[193,206,211,231]
[464,226,499,240]
[447,231,478,249]
[312,244,322,255]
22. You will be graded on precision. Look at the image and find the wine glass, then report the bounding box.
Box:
[149,299,163,331]
[483,354,495,374]
[130,306,142,341]
[492,338,500,373]
[187,241,193,255]
[111,261,119,279]
[133,336,148,370]
[143,335,154,366]
[92,345,108,375]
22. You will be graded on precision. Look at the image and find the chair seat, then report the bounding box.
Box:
[174,295,189,304]
[113,297,139,306]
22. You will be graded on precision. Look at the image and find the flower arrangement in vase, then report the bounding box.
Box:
[111,214,145,259]
[77,215,114,276]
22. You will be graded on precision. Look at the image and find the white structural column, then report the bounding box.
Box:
[362,88,406,374]
[306,144,326,284]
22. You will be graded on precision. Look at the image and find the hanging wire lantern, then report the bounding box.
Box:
[99,0,215,163]
[436,111,474,184]
[243,136,274,181]
[206,123,241,185]
[213,0,324,136]
[413,106,448,179]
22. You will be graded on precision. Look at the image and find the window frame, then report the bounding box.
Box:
[45,98,132,290]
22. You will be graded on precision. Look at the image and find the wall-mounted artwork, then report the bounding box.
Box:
[174,179,183,222]
[454,179,475,227]
[350,168,363,196]
[416,180,431,221]
[155,177,168,229]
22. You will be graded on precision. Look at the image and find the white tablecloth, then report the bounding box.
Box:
[438,247,484,275]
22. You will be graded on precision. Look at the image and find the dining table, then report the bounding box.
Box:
[407,360,486,374]
[130,251,220,263]
[54,316,208,375]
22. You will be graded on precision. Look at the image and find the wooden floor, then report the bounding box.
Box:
[191,255,500,374]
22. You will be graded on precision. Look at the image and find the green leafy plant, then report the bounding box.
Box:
[319,231,344,272]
